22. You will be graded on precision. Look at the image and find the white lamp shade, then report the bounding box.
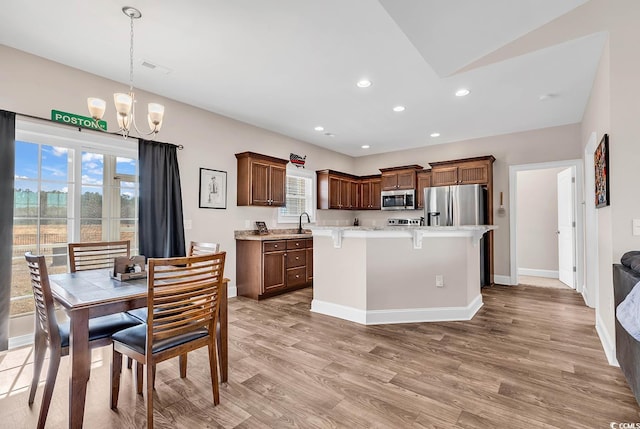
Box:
[87,98,106,120]
[113,93,133,115]
[117,113,131,130]
[148,113,163,131]
[147,103,164,125]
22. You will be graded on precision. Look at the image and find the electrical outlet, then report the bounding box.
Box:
[184,219,192,230]
[435,275,444,288]
[633,219,640,236]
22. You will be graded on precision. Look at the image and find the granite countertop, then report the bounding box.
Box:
[234,228,313,241]
[308,225,497,232]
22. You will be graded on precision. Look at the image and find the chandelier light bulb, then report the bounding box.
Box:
[87,98,106,120]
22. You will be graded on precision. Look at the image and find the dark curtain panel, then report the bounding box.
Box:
[138,139,186,259]
[0,111,16,351]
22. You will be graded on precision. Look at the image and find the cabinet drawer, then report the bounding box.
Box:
[263,241,286,252]
[287,267,307,287]
[286,249,306,268]
[305,238,313,248]
[287,239,306,250]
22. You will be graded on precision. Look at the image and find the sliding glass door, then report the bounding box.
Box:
[10,121,138,329]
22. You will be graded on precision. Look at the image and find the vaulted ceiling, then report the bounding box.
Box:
[0,0,606,156]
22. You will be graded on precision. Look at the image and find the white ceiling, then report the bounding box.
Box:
[0,0,605,157]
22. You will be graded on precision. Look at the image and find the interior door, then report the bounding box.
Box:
[557,168,575,288]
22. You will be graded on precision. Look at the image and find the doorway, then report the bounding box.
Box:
[509,160,584,296]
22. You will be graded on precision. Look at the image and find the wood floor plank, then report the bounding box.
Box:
[2,284,639,428]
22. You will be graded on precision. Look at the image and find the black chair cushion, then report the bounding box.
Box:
[127,308,148,322]
[112,324,208,355]
[58,312,141,348]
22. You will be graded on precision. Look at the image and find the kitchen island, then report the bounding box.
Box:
[309,225,497,325]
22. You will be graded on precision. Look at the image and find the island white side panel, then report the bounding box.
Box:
[311,236,367,311]
[365,237,478,310]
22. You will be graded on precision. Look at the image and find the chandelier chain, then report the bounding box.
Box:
[129,12,135,92]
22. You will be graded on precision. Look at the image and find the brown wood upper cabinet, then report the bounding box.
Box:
[416,169,432,209]
[236,152,288,206]
[317,170,360,210]
[430,156,495,187]
[360,175,381,210]
[379,165,423,190]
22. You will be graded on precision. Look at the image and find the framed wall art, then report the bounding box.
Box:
[199,168,227,209]
[594,133,610,209]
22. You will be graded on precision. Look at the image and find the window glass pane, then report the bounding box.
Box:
[15,141,38,180]
[40,183,68,218]
[14,181,38,217]
[10,258,33,315]
[12,218,37,258]
[80,219,104,242]
[82,152,104,185]
[41,145,68,181]
[116,157,137,175]
[81,186,103,218]
[114,219,136,245]
[40,219,68,252]
[281,175,312,217]
[120,187,137,218]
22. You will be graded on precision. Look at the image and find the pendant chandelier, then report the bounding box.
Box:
[87,6,165,139]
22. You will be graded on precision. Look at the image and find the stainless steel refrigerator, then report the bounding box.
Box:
[424,184,489,285]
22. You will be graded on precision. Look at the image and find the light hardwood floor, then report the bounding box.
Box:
[1,285,639,428]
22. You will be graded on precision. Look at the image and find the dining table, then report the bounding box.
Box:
[48,268,229,429]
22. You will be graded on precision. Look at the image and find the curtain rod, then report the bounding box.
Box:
[14,111,184,150]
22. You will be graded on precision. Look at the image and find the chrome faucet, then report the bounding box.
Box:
[298,212,310,234]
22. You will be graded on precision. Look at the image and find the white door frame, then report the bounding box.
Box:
[583,132,599,308]
[509,159,584,295]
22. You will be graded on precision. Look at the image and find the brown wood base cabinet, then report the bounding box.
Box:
[236,238,313,299]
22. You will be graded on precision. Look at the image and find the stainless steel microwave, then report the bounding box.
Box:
[381,189,415,210]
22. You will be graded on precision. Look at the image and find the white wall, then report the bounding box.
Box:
[578,0,640,363]
[516,167,564,275]
[0,45,355,294]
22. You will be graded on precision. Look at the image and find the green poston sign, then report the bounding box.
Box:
[51,110,107,131]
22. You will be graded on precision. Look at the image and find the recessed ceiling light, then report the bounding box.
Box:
[324,132,335,137]
[357,79,372,88]
[314,126,324,131]
[361,145,370,149]
[393,106,406,112]
[430,132,440,138]
[455,88,470,97]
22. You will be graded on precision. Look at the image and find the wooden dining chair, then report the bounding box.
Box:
[24,252,141,429]
[68,240,130,272]
[111,252,226,429]
[189,241,220,256]
[128,241,223,381]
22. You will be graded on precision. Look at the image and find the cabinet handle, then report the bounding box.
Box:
[274,244,278,248]
[295,257,299,260]
[296,275,300,278]
[296,243,300,246]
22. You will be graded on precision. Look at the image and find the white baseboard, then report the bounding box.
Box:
[228,285,237,298]
[493,275,515,285]
[311,300,367,324]
[518,268,559,279]
[581,284,595,308]
[9,334,33,350]
[311,294,483,325]
[596,312,618,366]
